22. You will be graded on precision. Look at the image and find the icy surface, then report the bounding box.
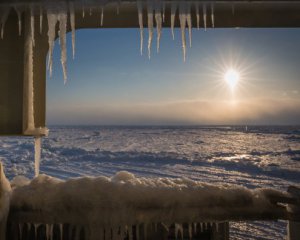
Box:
[1,126,300,239]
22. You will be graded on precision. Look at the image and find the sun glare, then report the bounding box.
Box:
[224,69,239,90]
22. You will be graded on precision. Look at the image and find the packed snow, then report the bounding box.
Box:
[1,126,300,239]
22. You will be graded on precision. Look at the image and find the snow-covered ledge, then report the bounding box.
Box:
[4,171,299,240]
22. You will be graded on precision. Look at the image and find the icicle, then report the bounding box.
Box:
[211,3,215,28]
[147,1,153,59]
[154,1,162,53]
[188,224,192,240]
[137,1,143,56]
[69,3,76,59]
[30,5,35,46]
[174,223,183,240]
[34,136,41,177]
[187,3,192,48]
[200,222,203,232]
[14,6,22,36]
[19,223,23,240]
[128,225,133,240]
[216,222,219,232]
[46,224,50,240]
[204,222,208,230]
[170,2,177,40]
[179,2,187,62]
[203,3,207,31]
[58,11,68,83]
[195,2,200,30]
[101,7,104,26]
[232,2,235,15]
[34,224,39,238]
[59,224,63,240]
[1,7,10,39]
[47,10,58,77]
[24,11,36,133]
[82,6,85,18]
[40,6,43,34]
[193,223,197,234]
[162,2,166,22]
[50,224,54,240]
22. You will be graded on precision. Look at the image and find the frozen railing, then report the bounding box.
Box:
[4,172,300,240]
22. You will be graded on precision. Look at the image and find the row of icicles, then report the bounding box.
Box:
[0,1,225,83]
[15,222,222,240]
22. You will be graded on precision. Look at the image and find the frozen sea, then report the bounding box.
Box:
[1,125,300,239]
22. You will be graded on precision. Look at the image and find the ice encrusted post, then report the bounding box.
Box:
[23,9,48,177]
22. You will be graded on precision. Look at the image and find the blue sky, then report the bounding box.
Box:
[47,27,300,125]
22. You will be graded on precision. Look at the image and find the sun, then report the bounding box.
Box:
[224,69,239,90]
